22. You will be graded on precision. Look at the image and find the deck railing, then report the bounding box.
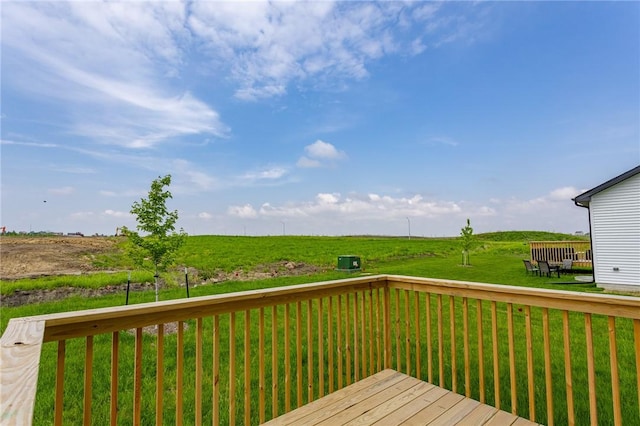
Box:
[529,241,592,268]
[1,275,639,425]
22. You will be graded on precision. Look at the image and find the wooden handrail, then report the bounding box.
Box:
[1,274,639,425]
[385,275,640,319]
[39,275,388,342]
[0,319,45,425]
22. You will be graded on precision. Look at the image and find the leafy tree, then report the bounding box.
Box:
[121,174,186,301]
[460,218,474,266]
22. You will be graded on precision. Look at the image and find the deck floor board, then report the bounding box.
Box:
[262,369,541,425]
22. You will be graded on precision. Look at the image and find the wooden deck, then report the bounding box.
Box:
[263,369,540,425]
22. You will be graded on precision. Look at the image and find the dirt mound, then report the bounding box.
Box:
[1,236,117,280]
[0,237,328,307]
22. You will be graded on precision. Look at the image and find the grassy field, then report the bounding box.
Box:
[1,232,598,332]
[7,231,632,425]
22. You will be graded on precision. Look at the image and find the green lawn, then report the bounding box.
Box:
[6,232,633,425]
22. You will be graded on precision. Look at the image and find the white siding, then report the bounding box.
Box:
[590,173,640,289]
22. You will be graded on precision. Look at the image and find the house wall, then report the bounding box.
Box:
[590,173,640,290]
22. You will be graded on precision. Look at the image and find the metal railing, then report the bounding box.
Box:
[1,275,639,425]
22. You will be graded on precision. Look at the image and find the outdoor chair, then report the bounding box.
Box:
[523,260,539,276]
[538,260,560,278]
[561,258,573,274]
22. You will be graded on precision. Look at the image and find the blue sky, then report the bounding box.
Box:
[1,1,638,237]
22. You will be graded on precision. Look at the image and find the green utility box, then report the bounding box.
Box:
[337,255,361,272]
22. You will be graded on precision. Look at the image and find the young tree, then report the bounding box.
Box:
[121,174,186,301]
[460,218,474,266]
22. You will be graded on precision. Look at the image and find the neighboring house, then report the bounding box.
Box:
[573,165,640,292]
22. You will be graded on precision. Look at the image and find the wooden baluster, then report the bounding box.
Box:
[450,295,457,393]
[507,303,516,415]
[395,289,401,372]
[55,340,65,426]
[156,324,164,426]
[244,311,251,425]
[354,292,360,382]
[376,289,382,373]
[345,294,352,385]
[542,308,553,425]
[368,289,374,376]
[84,335,94,426]
[438,294,444,388]
[477,299,485,404]
[491,301,500,410]
[318,299,324,398]
[584,313,597,425]
[562,311,574,425]
[110,333,119,426]
[337,295,343,390]
[360,292,366,379]
[133,330,142,426]
[259,307,265,422]
[414,292,421,380]
[296,302,302,407]
[212,316,220,426]
[307,300,313,401]
[327,297,334,394]
[405,290,411,376]
[176,321,184,426]
[608,316,621,426]
[634,319,640,421]
[196,319,202,426]
[427,293,433,384]
[285,304,291,412]
[383,286,391,370]
[525,306,535,421]
[272,306,279,418]
[229,313,236,426]
[463,298,470,398]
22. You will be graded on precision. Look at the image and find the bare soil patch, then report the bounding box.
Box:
[1,236,117,280]
[1,237,326,307]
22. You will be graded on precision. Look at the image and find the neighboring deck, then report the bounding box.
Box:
[264,369,539,425]
[529,240,592,268]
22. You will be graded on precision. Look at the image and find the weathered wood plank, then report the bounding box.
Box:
[0,319,45,426]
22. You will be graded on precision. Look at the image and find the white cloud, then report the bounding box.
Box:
[239,167,289,183]
[549,186,583,201]
[2,2,226,149]
[298,140,346,168]
[305,140,346,160]
[188,2,484,100]
[103,209,131,218]
[230,192,482,221]
[316,193,340,205]
[228,204,258,219]
[198,212,213,220]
